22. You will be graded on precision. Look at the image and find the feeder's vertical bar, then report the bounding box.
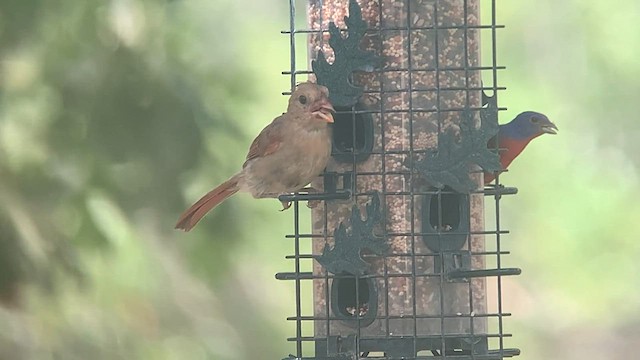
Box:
[377,0,391,344]
[289,0,297,89]
[490,0,506,358]
[295,199,303,358]
[462,1,478,358]
[405,0,419,357]
[491,3,501,186]
[288,1,302,356]
[324,223,330,357]
[432,2,448,355]
[352,31,362,358]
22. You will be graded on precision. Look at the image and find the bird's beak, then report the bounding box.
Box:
[311,98,335,123]
[541,122,558,135]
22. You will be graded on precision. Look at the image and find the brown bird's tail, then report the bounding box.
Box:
[175,174,241,231]
[484,173,495,185]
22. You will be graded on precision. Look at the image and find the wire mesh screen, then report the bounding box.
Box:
[277,0,520,359]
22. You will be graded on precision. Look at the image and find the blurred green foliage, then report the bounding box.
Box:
[0,0,297,359]
[0,1,638,359]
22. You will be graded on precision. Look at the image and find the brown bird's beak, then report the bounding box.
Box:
[311,98,335,123]
[541,122,559,135]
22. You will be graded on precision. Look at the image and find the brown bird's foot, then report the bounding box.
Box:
[279,200,292,211]
[298,187,321,208]
[276,187,324,210]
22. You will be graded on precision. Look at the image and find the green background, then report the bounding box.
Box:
[0,0,638,359]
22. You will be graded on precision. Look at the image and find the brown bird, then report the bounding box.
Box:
[175,82,335,231]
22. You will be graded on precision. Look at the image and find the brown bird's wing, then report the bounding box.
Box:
[487,134,497,150]
[484,135,499,184]
[243,116,285,168]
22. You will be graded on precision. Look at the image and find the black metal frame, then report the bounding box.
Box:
[277,1,521,359]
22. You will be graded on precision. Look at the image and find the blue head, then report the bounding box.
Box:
[500,111,558,140]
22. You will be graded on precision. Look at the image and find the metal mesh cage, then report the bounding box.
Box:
[277,1,520,359]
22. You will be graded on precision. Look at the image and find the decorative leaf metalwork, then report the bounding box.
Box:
[312,0,380,107]
[316,193,386,275]
[413,100,501,193]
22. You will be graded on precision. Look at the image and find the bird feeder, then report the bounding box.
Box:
[277,0,521,358]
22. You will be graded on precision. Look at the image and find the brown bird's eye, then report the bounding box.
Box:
[298,95,308,105]
[530,117,540,123]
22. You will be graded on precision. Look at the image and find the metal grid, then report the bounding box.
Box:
[277,1,520,359]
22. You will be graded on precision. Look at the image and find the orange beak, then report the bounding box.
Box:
[311,98,335,123]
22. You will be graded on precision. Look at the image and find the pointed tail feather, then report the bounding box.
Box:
[175,175,240,231]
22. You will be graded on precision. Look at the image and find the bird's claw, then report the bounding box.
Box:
[279,187,323,210]
[280,201,292,211]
